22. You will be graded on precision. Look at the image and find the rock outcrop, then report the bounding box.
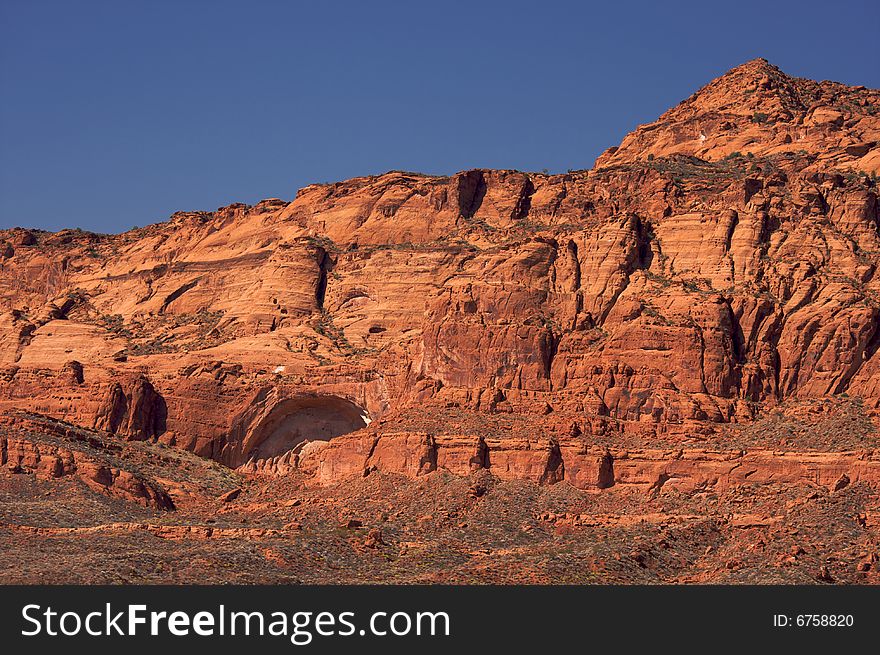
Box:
[0,413,174,510]
[313,431,880,492]
[93,376,167,440]
[0,59,878,488]
[595,59,880,174]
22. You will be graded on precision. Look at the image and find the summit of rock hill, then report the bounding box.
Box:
[597,58,880,172]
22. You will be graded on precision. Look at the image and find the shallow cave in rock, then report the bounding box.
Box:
[244,396,369,463]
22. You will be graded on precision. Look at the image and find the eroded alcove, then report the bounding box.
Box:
[239,395,369,465]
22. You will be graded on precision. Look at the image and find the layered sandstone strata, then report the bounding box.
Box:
[0,59,878,488]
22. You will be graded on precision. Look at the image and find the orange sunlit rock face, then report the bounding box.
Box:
[1,60,879,584]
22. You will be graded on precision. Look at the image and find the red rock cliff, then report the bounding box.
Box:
[1,59,878,488]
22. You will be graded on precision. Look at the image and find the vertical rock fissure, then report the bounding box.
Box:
[470,436,490,471]
[315,248,331,310]
[567,240,581,290]
[458,170,488,219]
[597,451,615,489]
[512,178,536,221]
[539,439,565,485]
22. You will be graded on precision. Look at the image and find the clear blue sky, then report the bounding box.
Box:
[1,0,878,233]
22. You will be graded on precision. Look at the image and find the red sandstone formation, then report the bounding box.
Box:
[1,413,173,509]
[1,60,879,584]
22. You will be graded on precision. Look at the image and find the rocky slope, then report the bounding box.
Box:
[1,59,879,583]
